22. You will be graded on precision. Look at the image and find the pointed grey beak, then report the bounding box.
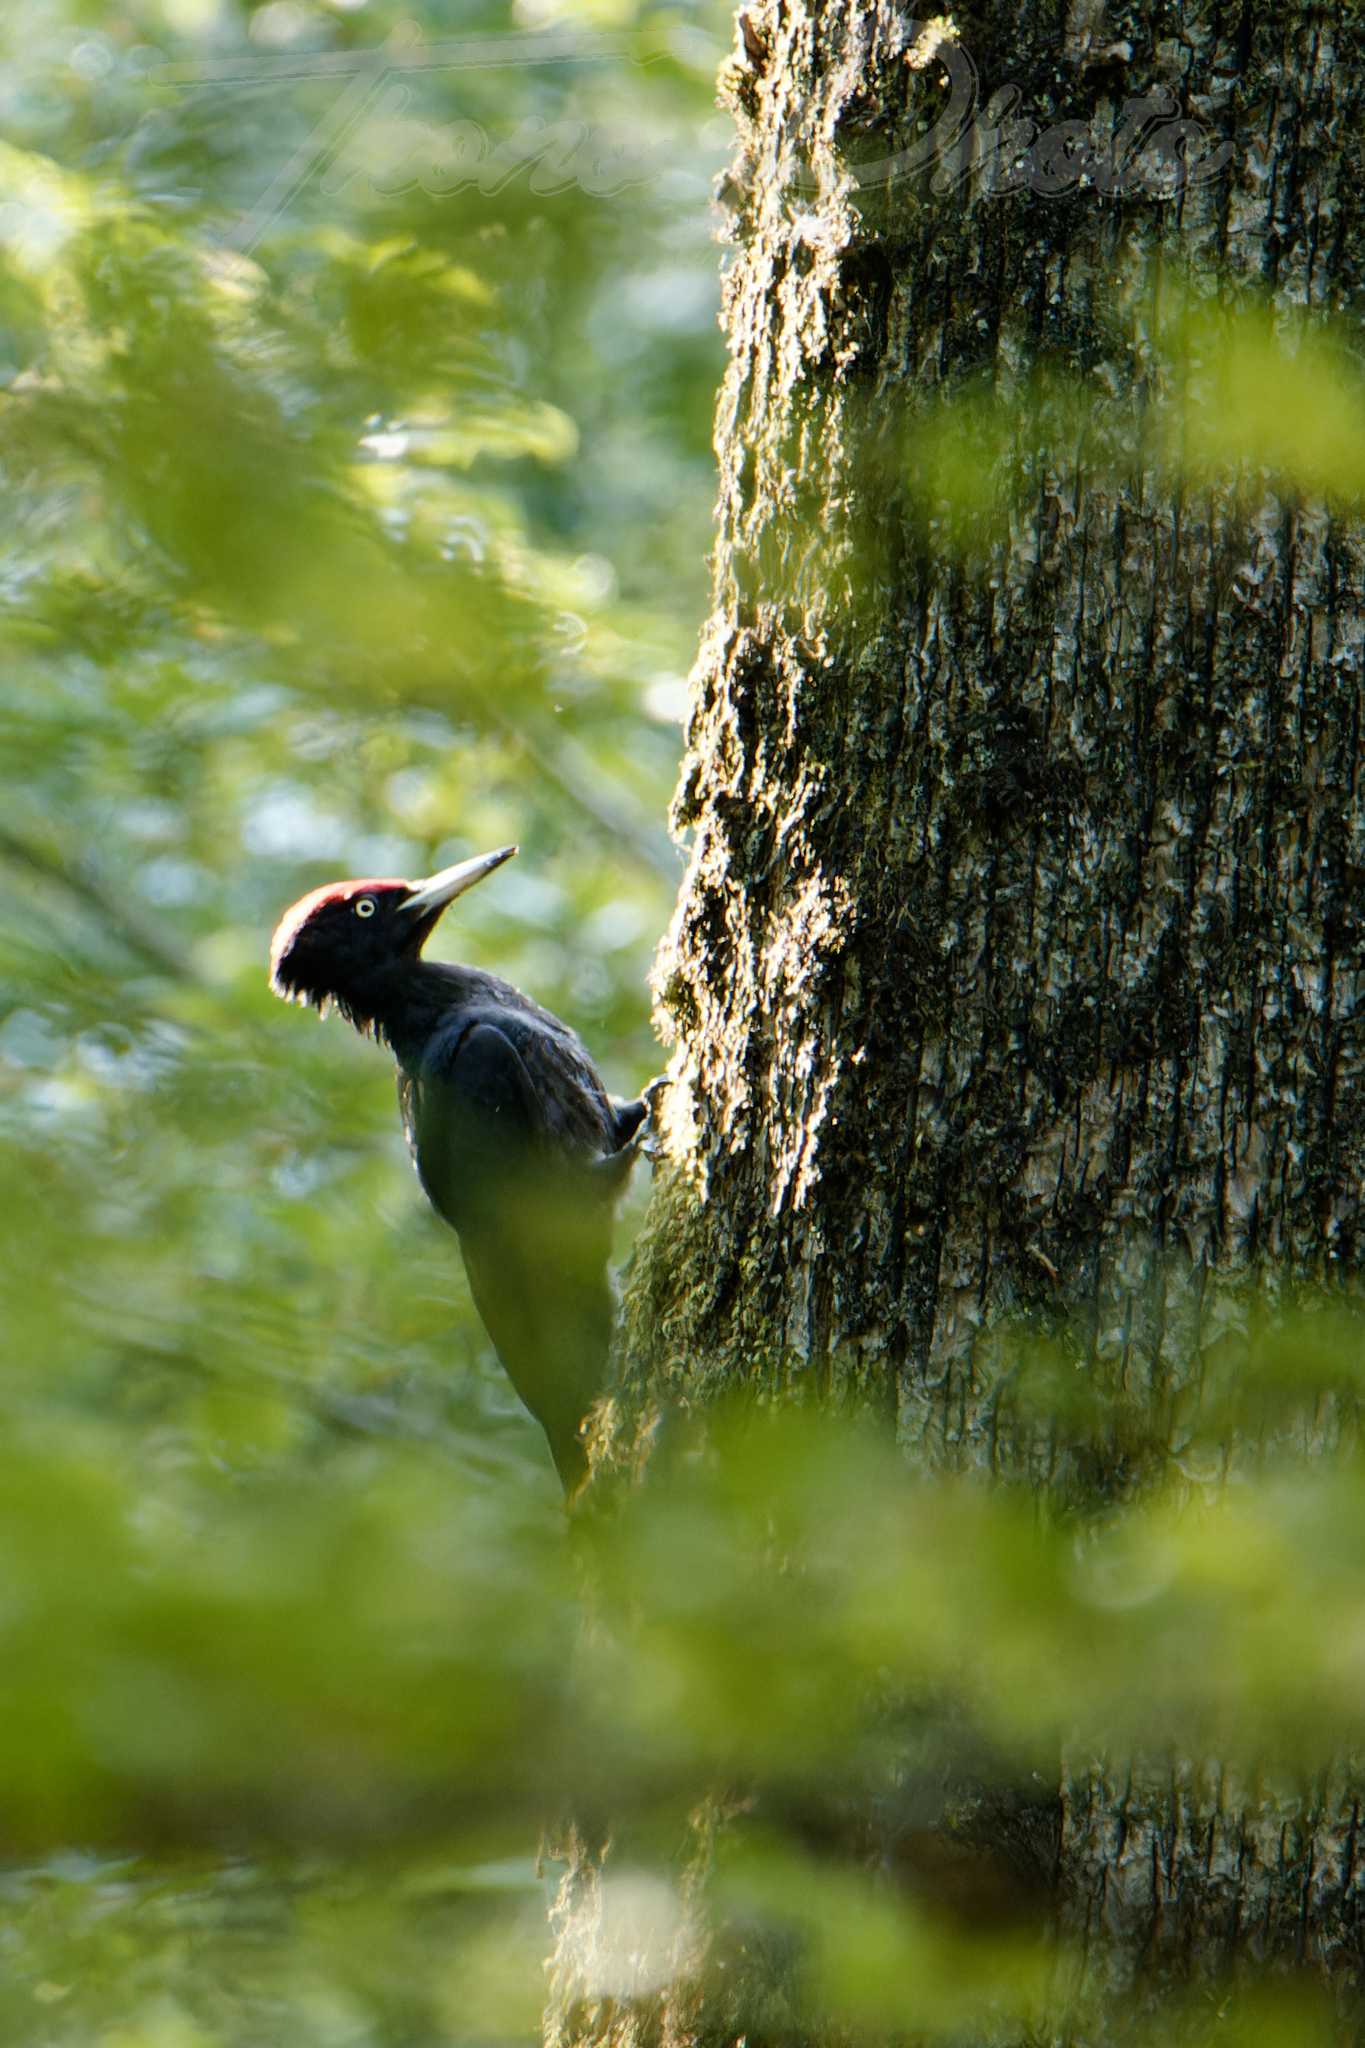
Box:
[400,843,518,918]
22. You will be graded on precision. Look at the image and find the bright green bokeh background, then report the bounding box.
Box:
[0,0,723,1495]
[0,1,721,2036]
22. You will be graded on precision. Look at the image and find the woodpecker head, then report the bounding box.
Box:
[269,843,517,1028]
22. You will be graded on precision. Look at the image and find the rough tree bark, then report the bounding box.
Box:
[550,0,1365,2036]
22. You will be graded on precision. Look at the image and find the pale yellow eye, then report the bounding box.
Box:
[354,897,377,919]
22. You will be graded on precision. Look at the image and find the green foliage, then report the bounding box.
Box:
[0,0,719,2035]
[0,1383,1358,2039]
[0,0,720,1505]
[1,7,1361,2045]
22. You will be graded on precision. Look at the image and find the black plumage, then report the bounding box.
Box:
[269,844,644,1491]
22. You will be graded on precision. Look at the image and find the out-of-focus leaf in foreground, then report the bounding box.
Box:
[903,283,1365,545]
[0,1374,1358,2038]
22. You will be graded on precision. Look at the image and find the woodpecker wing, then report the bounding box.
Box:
[401,1012,621,1490]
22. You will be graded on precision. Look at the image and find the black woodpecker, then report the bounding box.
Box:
[269,844,646,1492]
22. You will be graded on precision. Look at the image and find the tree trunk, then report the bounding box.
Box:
[551,0,1365,2035]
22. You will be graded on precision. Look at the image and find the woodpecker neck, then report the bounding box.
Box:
[325,957,439,1049]
[354,958,528,1070]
